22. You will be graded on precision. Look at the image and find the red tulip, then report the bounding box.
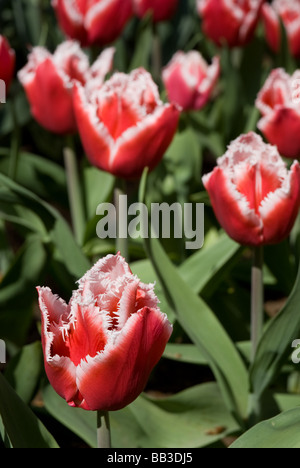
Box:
[162,51,220,111]
[202,132,300,246]
[73,67,180,179]
[262,0,300,58]
[18,42,114,135]
[197,0,265,48]
[52,0,133,47]
[37,254,172,411]
[0,36,15,92]
[132,0,178,22]
[256,68,300,159]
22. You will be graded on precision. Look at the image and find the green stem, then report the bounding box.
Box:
[152,22,162,84]
[63,138,86,245]
[250,246,264,363]
[97,411,111,449]
[114,180,129,261]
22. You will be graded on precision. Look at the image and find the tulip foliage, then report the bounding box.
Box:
[2,0,300,450]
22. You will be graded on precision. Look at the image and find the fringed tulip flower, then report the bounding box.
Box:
[0,36,15,92]
[73,67,180,179]
[262,0,300,58]
[52,0,133,47]
[132,0,178,22]
[162,51,220,111]
[197,0,265,48]
[18,42,114,135]
[202,132,300,246]
[37,254,172,411]
[256,68,300,159]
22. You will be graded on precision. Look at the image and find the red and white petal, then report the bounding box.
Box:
[260,161,300,244]
[110,104,180,179]
[52,0,87,45]
[261,3,281,53]
[73,84,113,171]
[258,107,300,159]
[76,307,172,411]
[85,0,133,46]
[203,167,263,246]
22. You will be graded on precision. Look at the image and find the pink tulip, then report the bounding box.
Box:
[162,51,220,111]
[262,0,300,58]
[18,42,114,135]
[37,254,172,412]
[203,132,300,246]
[256,68,300,159]
[132,0,178,22]
[52,0,133,47]
[73,67,180,179]
[197,0,265,48]
[0,36,15,92]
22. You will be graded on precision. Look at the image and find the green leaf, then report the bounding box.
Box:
[250,263,300,399]
[5,342,43,404]
[0,373,59,448]
[139,170,249,423]
[42,385,147,448]
[230,408,300,448]
[129,383,239,448]
[179,232,242,296]
[83,167,115,221]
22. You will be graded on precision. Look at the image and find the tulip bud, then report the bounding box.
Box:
[0,36,15,93]
[162,51,220,111]
[132,0,178,22]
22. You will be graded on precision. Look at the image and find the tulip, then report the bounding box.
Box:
[262,0,300,58]
[52,0,133,47]
[73,67,180,179]
[18,41,114,135]
[37,254,172,412]
[256,68,300,159]
[197,0,265,48]
[132,0,178,22]
[162,51,220,111]
[0,36,15,92]
[202,132,300,246]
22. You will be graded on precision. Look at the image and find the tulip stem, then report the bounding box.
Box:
[8,97,20,181]
[97,411,111,449]
[251,245,264,362]
[114,180,129,262]
[63,138,86,245]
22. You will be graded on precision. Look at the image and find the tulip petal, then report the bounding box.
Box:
[203,166,263,246]
[73,84,113,171]
[258,107,300,159]
[260,161,300,244]
[52,0,87,45]
[76,307,172,411]
[110,104,180,179]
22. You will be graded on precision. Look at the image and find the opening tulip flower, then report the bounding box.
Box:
[202,132,300,246]
[73,67,180,179]
[0,36,15,92]
[52,0,133,47]
[162,51,220,111]
[197,0,265,48]
[132,0,178,22]
[256,68,300,159]
[37,254,172,412]
[18,41,115,135]
[262,0,300,58]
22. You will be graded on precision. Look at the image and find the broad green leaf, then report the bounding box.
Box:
[42,385,147,448]
[83,167,115,221]
[5,342,43,404]
[0,236,47,345]
[179,232,242,296]
[250,263,300,399]
[129,383,239,448]
[140,170,249,422]
[0,373,58,448]
[230,408,300,448]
